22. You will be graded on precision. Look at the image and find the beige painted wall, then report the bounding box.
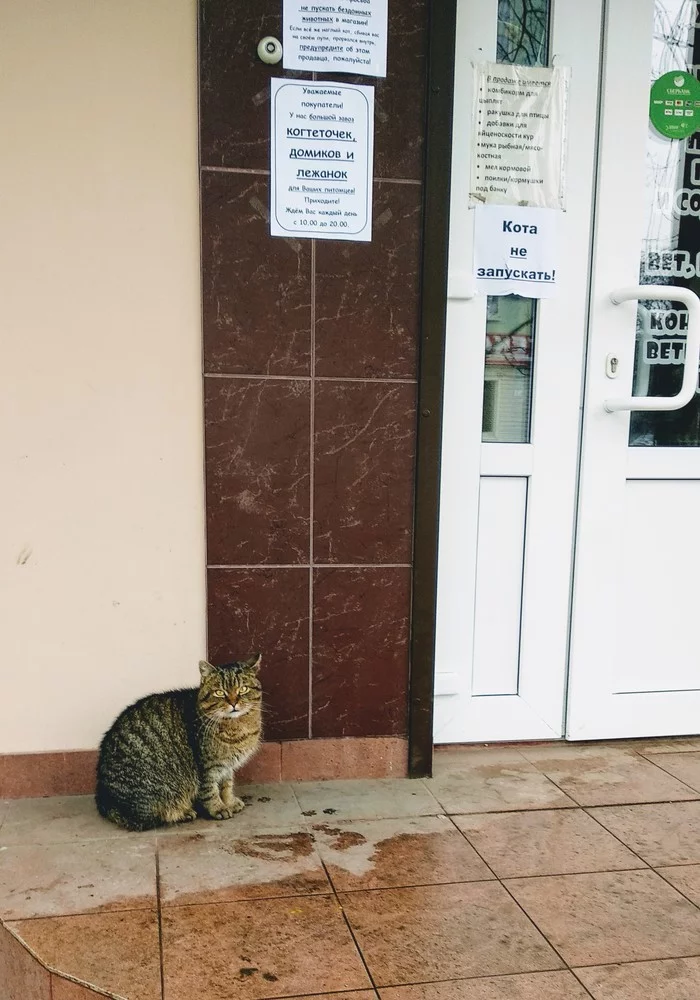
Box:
[0,0,206,752]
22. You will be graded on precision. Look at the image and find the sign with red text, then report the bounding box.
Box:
[270,79,374,242]
[283,0,388,77]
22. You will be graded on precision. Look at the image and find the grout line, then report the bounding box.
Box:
[203,372,418,384]
[155,844,165,1000]
[638,753,700,797]
[205,372,310,381]
[651,866,700,914]
[497,879,574,977]
[207,563,412,570]
[316,376,418,384]
[374,177,422,185]
[315,852,380,994]
[309,237,316,742]
[201,165,270,175]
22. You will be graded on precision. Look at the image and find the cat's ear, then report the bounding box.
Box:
[245,653,262,673]
[198,660,216,679]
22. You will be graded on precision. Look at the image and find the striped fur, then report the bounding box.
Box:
[95,655,262,831]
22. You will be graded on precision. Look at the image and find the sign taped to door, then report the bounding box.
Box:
[471,63,570,209]
[473,205,559,298]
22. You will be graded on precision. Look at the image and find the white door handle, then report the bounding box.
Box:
[605,284,700,412]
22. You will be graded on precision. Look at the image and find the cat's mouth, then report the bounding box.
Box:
[221,706,249,719]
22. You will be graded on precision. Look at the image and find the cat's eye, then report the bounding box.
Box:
[214,689,225,698]
[239,685,249,695]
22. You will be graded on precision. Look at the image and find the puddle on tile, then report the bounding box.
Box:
[311,815,492,890]
[158,830,331,905]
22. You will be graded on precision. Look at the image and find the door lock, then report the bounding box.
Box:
[605,353,620,379]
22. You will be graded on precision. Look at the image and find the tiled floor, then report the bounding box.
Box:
[3,740,700,999]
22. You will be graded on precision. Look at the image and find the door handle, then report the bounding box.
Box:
[605,285,700,412]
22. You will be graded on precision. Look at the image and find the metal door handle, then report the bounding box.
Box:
[605,284,700,412]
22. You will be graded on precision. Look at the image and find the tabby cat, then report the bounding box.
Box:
[95,655,262,831]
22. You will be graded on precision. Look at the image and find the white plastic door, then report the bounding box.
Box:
[568,0,700,738]
[434,0,604,742]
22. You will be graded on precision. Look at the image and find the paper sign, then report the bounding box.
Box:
[283,0,388,77]
[473,205,559,298]
[270,79,374,242]
[471,63,569,209]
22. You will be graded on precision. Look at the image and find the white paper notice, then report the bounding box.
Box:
[471,63,570,209]
[283,0,388,77]
[270,79,374,242]
[473,205,559,299]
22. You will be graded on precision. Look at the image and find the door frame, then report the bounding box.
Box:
[408,0,459,778]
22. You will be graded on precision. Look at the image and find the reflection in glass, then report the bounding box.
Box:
[482,0,550,443]
[630,0,700,446]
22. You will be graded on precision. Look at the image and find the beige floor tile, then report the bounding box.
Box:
[425,753,575,815]
[340,881,563,987]
[0,839,156,919]
[158,828,330,905]
[292,778,441,821]
[657,865,700,905]
[379,971,591,999]
[0,796,138,846]
[518,745,697,806]
[632,737,700,755]
[589,801,700,866]
[312,814,492,890]
[281,995,375,1000]
[158,782,308,837]
[454,808,643,878]
[161,895,370,999]
[8,909,161,1000]
[505,869,700,966]
[575,956,700,999]
[644,752,700,792]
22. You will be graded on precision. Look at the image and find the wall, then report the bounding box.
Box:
[0,0,205,753]
[200,0,429,760]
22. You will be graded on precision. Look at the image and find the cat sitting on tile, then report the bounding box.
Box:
[95,655,262,831]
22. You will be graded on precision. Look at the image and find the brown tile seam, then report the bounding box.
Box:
[518,746,700,805]
[203,373,419,384]
[638,751,700,797]
[200,165,421,186]
[581,803,700,916]
[297,816,381,997]
[447,807,698,997]
[309,237,316,741]
[442,813,597,996]
[207,564,412,570]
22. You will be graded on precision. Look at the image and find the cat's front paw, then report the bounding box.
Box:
[210,797,245,820]
[213,799,245,821]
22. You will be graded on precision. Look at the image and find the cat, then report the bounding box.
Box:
[95,654,262,831]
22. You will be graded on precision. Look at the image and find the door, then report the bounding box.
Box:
[434,0,604,743]
[435,0,700,745]
[568,0,700,738]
